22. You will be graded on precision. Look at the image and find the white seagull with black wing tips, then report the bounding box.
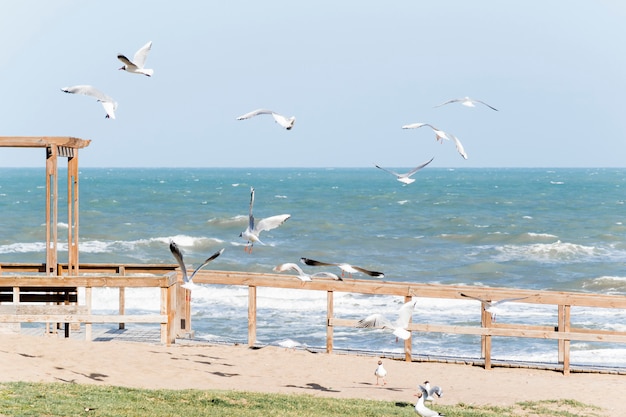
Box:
[61,85,118,119]
[460,293,531,322]
[414,383,445,417]
[273,263,341,282]
[240,187,290,253]
[117,40,154,76]
[356,299,417,340]
[375,157,434,184]
[169,240,224,290]
[300,257,384,278]
[236,109,296,130]
[435,96,498,111]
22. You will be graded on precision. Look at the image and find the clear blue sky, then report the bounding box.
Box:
[1,1,625,168]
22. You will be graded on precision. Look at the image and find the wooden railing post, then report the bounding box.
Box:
[404,295,412,362]
[558,304,571,375]
[482,302,492,370]
[118,266,126,329]
[248,286,257,347]
[327,291,334,353]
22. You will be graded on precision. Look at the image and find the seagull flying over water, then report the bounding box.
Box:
[402,123,468,160]
[273,263,341,281]
[300,258,384,278]
[236,109,296,130]
[435,96,498,111]
[240,187,290,253]
[117,41,154,76]
[375,157,434,184]
[61,85,118,119]
[460,293,530,322]
[356,299,417,341]
[169,240,224,290]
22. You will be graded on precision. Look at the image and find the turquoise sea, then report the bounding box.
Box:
[1,167,625,366]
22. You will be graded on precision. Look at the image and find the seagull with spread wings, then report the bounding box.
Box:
[356,299,417,341]
[240,187,290,253]
[435,96,498,111]
[375,157,434,184]
[169,240,224,290]
[460,293,530,322]
[236,109,296,130]
[273,262,341,281]
[117,41,154,76]
[61,85,118,119]
[300,257,384,278]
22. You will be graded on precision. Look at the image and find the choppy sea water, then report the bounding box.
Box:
[1,167,625,367]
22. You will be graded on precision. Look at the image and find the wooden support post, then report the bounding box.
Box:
[482,303,492,370]
[67,153,79,275]
[85,287,92,341]
[45,146,58,276]
[248,286,257,347]
[404,295,412,362]
[326,291,334,353]
[558,304,571,375]
[118,266,126,329]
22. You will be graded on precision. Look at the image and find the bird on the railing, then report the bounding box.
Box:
[374,360,387,386]
[460,293,530,322]
[169,240,224,290]
[299,257,384,278]
[273,262,341,282]
[414,382,445,417]
[356,299,417,341]
[240,187,290,253]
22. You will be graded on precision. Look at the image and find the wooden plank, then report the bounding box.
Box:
[0,305,87,315]
[0,314,167,324]
[0,275,178,288]
[0,136,91,149]
[404,295,412,362]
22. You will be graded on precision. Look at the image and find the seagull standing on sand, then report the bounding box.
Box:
[240,187,290,253]
[414,384,445,417]
[61,85,118,119]
[374,360,387,386]
[117,41,154,76]
[356,299,417,341]
[169,240,224,290]
[421,381,443,402]
[236,109,296,130]
[460,293,530,322]
[375,157,434,184]
[300,258,384,278]
[402,123,468,160]
[435,96,498,111]
[273,263,341,281]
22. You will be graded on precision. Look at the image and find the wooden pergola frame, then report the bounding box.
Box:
[0,137,91,276]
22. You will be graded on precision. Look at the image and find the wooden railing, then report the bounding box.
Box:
[2,263,626,374]
[190,270,626,375]
[0,264,179,345]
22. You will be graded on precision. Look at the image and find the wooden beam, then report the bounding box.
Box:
[0,136,91,148]
[327,291,334,353]
[248,286,257,347]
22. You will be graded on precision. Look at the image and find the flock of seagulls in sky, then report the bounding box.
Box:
[58,39,497,184]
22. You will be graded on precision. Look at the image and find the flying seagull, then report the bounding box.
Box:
[460,293,530,322]
[374,360,387,386]
[240,187,290,253]
[414,383,445,417]
[273,262,341,281]
[402,123,468,159]
[356,299,417,340]
[117,41,154,76]
[435,96,498,111]
[300,257,384,278]
[401,123,449,142]
[236,109,296,130]
[61,85,118,119]
[375,157,434,184]
[169,240,224,290]
[421,381,443,402]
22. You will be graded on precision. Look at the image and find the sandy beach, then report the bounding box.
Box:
[0,334,624,414]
